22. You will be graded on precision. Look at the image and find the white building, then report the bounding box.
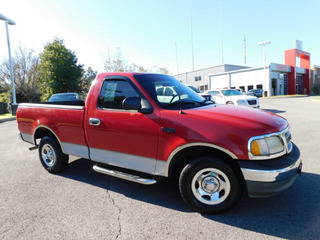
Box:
[174,43,314,96]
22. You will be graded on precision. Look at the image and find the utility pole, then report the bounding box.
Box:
[175,42,180,77]
[244,35,246,65]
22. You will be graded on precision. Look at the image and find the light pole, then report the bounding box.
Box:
[189,0,194,71]
[258,40,271,97]
[220,0,224,65]
[0,13,17,115]
[175,42,179,77]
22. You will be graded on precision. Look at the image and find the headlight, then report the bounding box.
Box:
[237,99,247,105]
[248,127,292,160]
[251,136,284,156]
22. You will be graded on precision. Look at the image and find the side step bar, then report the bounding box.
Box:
[93,165,157,185]
[29,146,38,151]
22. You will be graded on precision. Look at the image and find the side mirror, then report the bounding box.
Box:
[122,97,153,114]
[123,97,141,110]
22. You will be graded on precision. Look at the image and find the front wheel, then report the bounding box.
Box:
[179,157,241,214]
[38,136,69,173]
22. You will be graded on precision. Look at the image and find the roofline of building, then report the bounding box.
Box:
[174,61,315,78]
[208,65,267,77]
[173,64,251,76]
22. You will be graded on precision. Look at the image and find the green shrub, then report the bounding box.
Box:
[0,91,10,104]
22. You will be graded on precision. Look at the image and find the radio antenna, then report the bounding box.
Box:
[178,82,185,114]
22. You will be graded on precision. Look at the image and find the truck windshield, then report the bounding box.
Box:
[134,74,211,109]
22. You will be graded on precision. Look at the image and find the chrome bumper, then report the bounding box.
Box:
[239,144,302,197]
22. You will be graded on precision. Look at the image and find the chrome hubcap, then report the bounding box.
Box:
[191,168,231,205]
[202,177,219,193]
[41,144,56,167]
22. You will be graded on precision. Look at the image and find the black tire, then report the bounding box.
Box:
[38,136,69,173]
[226,101,234,105]
[179,156,241,214]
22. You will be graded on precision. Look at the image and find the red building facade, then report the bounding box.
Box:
[285,49,311,94]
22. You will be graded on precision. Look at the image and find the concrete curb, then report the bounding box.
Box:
[310,98,320,103]
[0,117,16,123]
[261,95,308,99]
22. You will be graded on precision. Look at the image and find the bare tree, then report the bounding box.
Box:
[104,48,129,72]
[104,48,169,74]
[0,45,41,103]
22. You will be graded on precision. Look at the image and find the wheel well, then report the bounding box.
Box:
[168,146,242,178]
[34,127,61,148]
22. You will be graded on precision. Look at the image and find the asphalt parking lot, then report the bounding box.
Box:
[1,96,319,240]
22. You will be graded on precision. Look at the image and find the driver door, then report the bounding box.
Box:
[86,77,160,174]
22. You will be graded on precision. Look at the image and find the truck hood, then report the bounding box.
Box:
[160,104,288,160]
[184,104,288,134]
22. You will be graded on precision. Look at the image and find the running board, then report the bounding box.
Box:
[93,165,157,185]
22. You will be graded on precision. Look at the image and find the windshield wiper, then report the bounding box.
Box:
[163,100,207,108]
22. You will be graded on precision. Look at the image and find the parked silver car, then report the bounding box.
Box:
[247,89,263,98]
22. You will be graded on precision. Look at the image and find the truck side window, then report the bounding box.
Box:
[98,80,140,110]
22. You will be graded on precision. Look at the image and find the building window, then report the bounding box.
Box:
[257,84,263,89]
[296,75,303,94]
[239,86,245,91]
[199,85,208,92]
[284,74,288,95]
[248,85,254,91]
[195,76,202,82]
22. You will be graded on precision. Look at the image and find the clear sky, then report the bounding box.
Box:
[1,0,319,75]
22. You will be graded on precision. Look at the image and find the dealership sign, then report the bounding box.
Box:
[270,63,291,72]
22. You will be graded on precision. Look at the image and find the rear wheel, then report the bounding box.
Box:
[226,101,234,105]
[179,157,241,214]
[39,136,68,173]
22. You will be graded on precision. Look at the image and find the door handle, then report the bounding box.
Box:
[89,118,101,126]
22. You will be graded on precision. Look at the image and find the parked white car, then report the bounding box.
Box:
[204,89,260,108]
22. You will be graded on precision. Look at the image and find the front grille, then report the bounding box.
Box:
[247,100,257,105]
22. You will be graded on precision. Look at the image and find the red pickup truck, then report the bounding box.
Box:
[17,72,302,214]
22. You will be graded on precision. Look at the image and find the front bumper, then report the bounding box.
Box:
[239,144,302,197]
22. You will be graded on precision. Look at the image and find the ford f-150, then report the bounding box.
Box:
[17,72,302,214]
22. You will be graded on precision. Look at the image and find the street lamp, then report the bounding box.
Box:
[189,0,194,71]
[258,40,271,97]
[0,13,17,115]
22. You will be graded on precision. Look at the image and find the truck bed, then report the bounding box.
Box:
[17,103,89,159]
[40,100,85,106]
